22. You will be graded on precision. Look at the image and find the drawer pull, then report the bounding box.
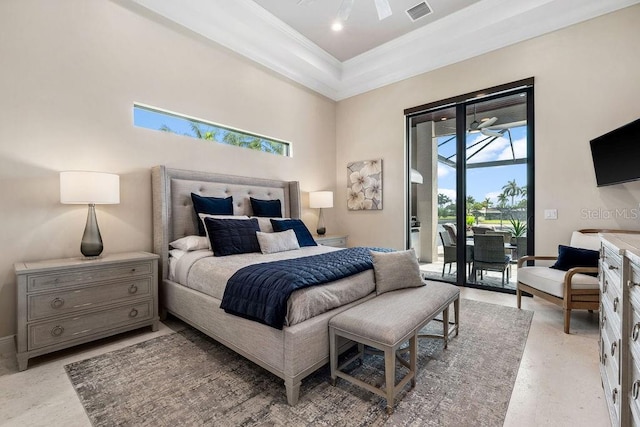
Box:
[611,341,617,357]
[50,325,64,337]
[608,264,619,270]
[601,314,607,328]
[629,280,639,289]
[129,308,139,318]
[131,268,137,273]
[128,284,138,294]
[634,380,640,400]
[603,280,608,294]
[614,297,619,313]
[633,323,640,341]
[50,297,65,309]
[613,388,618,404]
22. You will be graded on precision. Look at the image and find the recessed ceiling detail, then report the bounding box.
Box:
[129,0,640,101]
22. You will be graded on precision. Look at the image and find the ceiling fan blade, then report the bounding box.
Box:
[480,128,504,138]
[477,117,498,129]
[374,0,392,20]
[338,0,355,21]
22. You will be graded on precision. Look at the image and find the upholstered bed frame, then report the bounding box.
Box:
[151,166,372,405]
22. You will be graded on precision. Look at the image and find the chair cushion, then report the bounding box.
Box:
[517,266,599,298]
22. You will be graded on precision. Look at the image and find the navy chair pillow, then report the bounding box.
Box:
[203,217,260,257]
[250,197,282,218]
[191,193,234,236]
[270,219,317,247]
[550,245,599,275]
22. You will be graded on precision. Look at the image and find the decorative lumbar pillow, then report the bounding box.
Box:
[270,219,317,247]
[191,193,234,236]
[169,235,209,252]
[550,245,599,274]
[250,197,282,218]
[371,249,424,295]
[256,229,300,254]
[203,217,260,257]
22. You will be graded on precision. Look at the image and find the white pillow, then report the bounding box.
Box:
[371,249,424,295]
[169,235,209,251]
[169,249,187,260]
[251,216,291,233]
[198,214,249,250]
[256,229,300,254]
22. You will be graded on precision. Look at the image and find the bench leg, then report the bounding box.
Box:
[285,378,301,405]
[454,297,460,337]
[443,306,450,349]
[410,335,417,389]
[385,347,395,415]
[329,327,338,386]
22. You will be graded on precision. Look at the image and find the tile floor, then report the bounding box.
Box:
[0,287,609,427]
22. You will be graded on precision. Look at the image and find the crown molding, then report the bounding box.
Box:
[130,0,640,101]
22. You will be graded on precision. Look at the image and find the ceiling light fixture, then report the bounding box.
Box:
[331,21,343,31]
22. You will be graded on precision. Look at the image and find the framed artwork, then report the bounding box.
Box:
[347,159,382,210]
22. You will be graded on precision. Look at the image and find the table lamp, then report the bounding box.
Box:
[309,191,333,236]
[60,171,120,258]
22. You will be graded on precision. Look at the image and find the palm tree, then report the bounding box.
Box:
[497,193,508,209]
[502,179,521,207]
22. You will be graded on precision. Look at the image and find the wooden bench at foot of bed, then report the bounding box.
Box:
[329,281,460,414]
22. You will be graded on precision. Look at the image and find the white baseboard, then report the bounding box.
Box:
[0,335,16,355]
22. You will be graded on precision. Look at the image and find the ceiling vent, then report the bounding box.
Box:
[406,1,432,21]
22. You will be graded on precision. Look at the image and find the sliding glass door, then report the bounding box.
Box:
[406,79,534,292]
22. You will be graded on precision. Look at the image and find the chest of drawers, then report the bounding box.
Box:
[600,234,640,426]
[14,251,159,371]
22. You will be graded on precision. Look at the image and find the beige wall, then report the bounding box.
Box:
[0,0,337,338]
[336,5,640,252]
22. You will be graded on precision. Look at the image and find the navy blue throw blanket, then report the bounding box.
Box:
[220,247,391,329]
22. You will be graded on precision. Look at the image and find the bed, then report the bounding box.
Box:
[151,166,376,405]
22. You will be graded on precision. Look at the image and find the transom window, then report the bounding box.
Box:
[133,104,291,157]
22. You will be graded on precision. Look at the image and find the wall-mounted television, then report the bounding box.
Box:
[590,118,640,187]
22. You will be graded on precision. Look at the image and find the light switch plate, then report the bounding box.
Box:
[544,209,558,220]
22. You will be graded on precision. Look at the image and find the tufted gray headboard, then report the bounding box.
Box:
[151,165,301,282]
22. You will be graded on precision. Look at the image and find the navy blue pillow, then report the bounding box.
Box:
[550,245,599,274]
[250,197,282,218]
[270,219,317,247]
[203,218,260,257]
[191,193,234,236]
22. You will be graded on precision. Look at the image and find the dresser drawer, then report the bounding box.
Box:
[602,281,623,333]
[602,265,622,302]
[630,356,640,426]
[602,244,623,276]
[601,343,622,424]
[27,261,153,292]
[28,277,152,321]
[28,300,152,350]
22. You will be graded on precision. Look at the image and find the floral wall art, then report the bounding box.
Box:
[347,159,382,210]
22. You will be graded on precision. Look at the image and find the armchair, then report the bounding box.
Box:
[516,229,604,334]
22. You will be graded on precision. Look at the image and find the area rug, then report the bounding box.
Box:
[65,299,533,426]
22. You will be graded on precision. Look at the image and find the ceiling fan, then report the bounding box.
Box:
[339,0,392,21]
[468,105,502,137]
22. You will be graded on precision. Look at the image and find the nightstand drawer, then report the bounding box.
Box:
[28,300,152,350]
[27,261,153,292]
[28,277,152,321]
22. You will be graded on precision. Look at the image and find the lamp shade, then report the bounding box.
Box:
[309,191,333,209]
[410,168,424,184]
[60,171,120,204]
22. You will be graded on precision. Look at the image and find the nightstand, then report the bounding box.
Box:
[314,234,348,248]
[14,251,159,371]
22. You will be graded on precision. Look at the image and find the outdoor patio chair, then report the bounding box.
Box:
[471,225,494,235]
[440,231,473,277]
[472,234,511,285]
